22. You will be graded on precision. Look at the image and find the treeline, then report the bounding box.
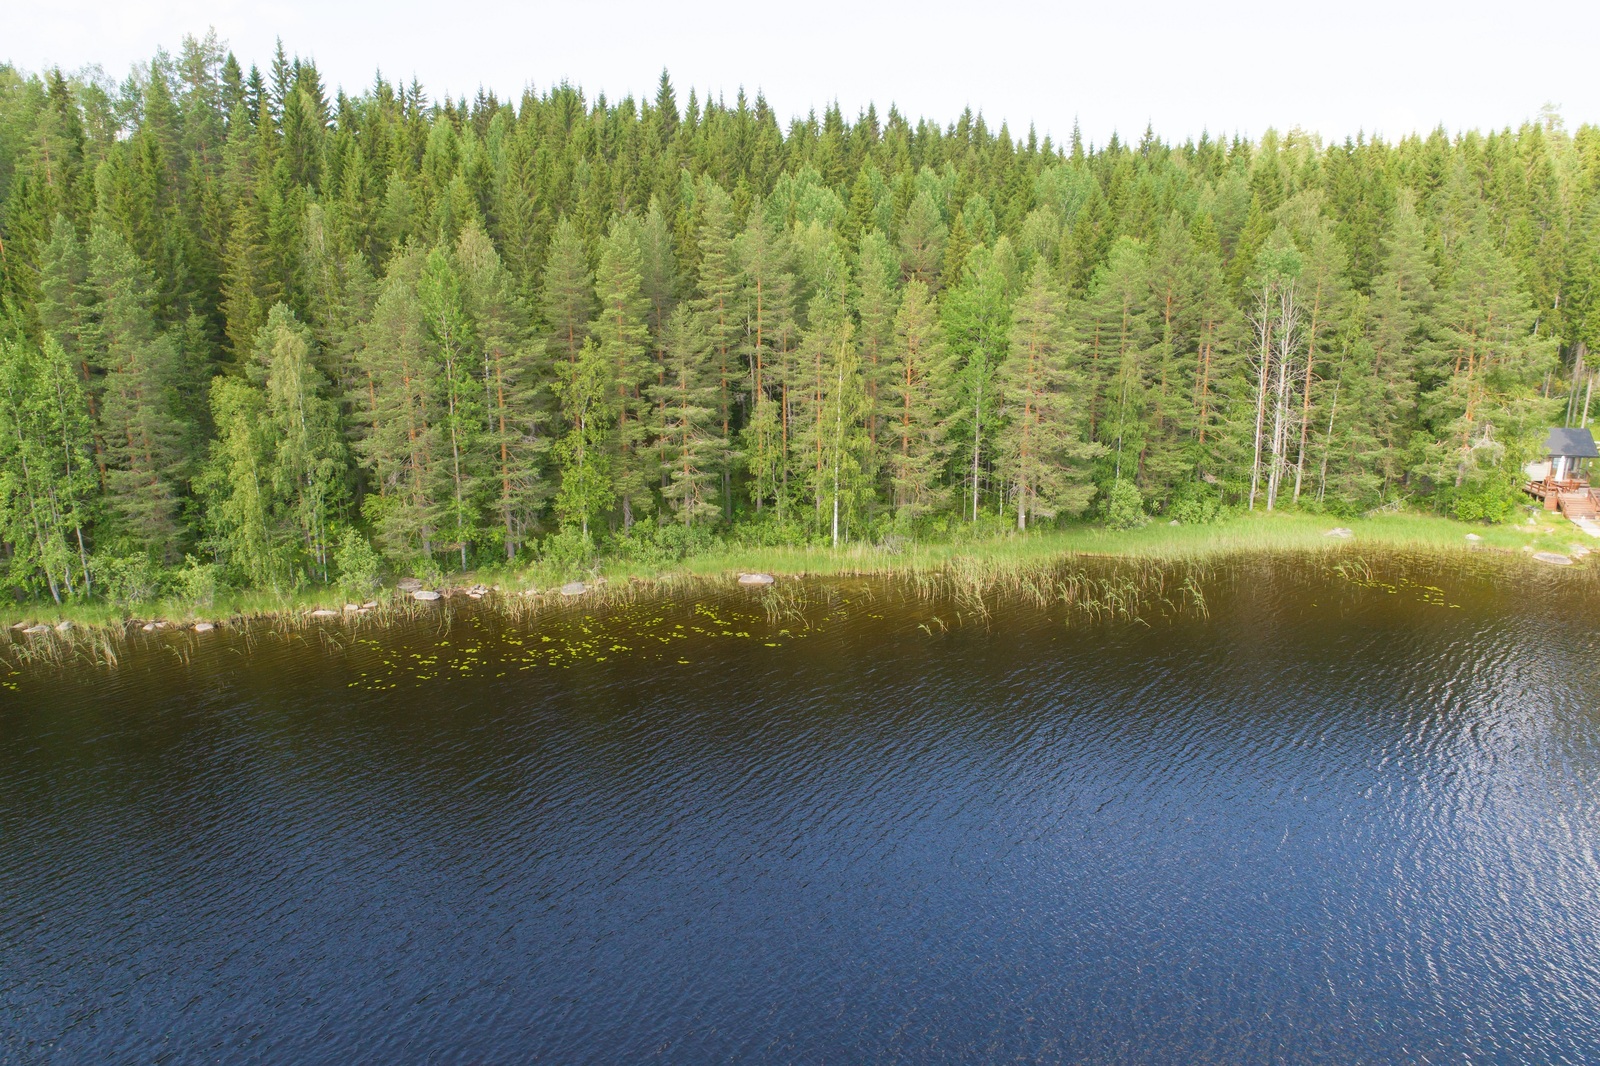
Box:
[0,32,1595,601]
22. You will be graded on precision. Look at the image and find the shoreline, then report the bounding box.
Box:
[2,511,1591,644]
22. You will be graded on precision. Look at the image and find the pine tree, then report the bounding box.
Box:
[418,244,482,569]
[592,215,653,529]
[942,241,1015,520]
[884,278,948,518]
[355,248,438,561]
[1077,237,1155,487]
[997,263,1103,528]
[651,305,723,524]
[854,230,899,452]
[1419,216,1556,515]
[735,199,796,514]
[693,180,742,518]
[458,223,543,559]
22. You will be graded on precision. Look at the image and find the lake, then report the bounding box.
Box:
[4,551,1600,1062]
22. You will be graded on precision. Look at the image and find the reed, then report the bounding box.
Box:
[0,509,1579,679]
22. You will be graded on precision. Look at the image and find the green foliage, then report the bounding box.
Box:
[90,553,164,607]
[173,554,221,609]
[1106,480,1149,530]
[0,45,1593,607]
[537,527,595,575]
[334,527,383,593]
[1167,486,1226,525]
[609,522,717,569]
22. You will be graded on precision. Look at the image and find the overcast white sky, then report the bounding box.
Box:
[9,0,1597,146]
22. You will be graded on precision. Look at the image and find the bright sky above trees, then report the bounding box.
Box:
[10,0,1598,145]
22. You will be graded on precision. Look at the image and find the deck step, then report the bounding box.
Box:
[1559,493,1598,519]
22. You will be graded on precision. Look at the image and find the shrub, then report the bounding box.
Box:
[1450,477,1520,523]
[539,527,595,576]
[90,554,164,607]
[334,528,384,594]
[411,556,446,589]
[173,555,221,609]
[1167,486,1224,525]
[1105,480,1149,530]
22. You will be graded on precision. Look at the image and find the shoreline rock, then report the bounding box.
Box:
[412,589,442,602]
[1533,551,1573,566]
[737,572,776,586]
[559,581,588,597]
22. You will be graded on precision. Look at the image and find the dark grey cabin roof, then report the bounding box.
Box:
[1545,427,1600,458]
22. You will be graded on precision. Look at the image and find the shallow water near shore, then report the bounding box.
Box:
[4,551,1600,1062]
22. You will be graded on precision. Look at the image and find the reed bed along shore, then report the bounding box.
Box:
[1,510,1591,679]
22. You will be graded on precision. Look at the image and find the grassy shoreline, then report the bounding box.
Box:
[1,509,1589,637]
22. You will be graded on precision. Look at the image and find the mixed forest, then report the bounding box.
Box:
[2,32,1599,604]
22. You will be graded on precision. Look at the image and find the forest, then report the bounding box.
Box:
[1,31,1598,605]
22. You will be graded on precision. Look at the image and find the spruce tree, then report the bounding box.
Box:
[86,223,191,558]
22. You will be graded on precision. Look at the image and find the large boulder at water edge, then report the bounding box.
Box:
[560,581,588,597]
[412,589,442,601]
[1533,551,1573,566]
[738,573,776,586]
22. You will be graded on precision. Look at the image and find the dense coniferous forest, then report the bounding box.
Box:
[1,32,1597,603]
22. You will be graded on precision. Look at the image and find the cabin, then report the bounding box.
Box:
[1525,427,1600,518]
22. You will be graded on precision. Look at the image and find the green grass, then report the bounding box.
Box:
[595,509,1571,583]
[1,508,1584,634]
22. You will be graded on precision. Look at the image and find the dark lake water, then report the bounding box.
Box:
[5,552,1600,1063]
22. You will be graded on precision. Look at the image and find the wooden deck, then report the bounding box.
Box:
[1525,478,1599,518]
